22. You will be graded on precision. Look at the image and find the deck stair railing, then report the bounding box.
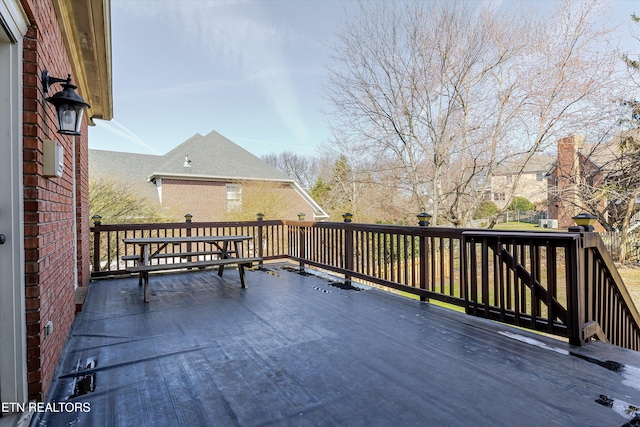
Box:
[90,218,640,351]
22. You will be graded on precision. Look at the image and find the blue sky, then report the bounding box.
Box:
[89,0,639,158]
[89,0,350,157]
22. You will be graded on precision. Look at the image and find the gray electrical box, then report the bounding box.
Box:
[43,139,64,177]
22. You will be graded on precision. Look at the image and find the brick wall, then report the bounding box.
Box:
[161,179,318,221]
[162,179,228,220]
[21,0,91,401]
[554,135,584,228]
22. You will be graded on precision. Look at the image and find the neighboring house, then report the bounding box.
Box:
[489,153,554,209]
[547,133,633,230]
[89,131,329,222]
[0,0,112,408]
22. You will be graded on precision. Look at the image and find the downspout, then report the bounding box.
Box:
[72,135,78,289]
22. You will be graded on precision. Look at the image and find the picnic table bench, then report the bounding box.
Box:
[123,235,262,302]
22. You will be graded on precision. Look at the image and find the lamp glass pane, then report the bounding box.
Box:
[56,104,84,134]
[74,109,84,133]
[57,105,76,133]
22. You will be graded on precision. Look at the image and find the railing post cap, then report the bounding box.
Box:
[417,212,432,227]
[571,212,597,232]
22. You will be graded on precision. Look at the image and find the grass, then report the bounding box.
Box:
[493,221,640,310]
[617,265,640,310]
[493,222,546,231]
[358,220,640,324]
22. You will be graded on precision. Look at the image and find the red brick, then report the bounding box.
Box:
[27,370,42,383]
[19,1,94,401]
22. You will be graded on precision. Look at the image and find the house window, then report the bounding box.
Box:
[493,193,505,201]
[226,184,242,212]
[536,172,544,182]
[505,175,512,183]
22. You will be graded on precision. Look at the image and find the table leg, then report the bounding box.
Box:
[142,244,150,301]
[238,263,246,288]
[218,240,229,277]
[235,240,246,288]
[139,244,149,287]
[144,272,149,303]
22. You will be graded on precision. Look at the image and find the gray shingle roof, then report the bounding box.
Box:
[89,150,163,205]
[151,131,291,181]
[494,153,555,175]
[583,129,640,170]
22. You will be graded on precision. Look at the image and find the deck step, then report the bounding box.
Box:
[75,286,88,313]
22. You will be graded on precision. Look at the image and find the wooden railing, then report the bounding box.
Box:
[90,219,640,350]
[90,219,287,277]
[582,233,640,350]
[287,222,465,306]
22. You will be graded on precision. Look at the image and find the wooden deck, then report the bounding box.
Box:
[39,263,640,426]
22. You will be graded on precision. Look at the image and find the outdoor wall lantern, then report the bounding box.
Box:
[41,70,90,135]
[184,213,193,223]
[297,213,306,221]
[342,213,353,223]
[417,212,432,227]
[256,213,264,221]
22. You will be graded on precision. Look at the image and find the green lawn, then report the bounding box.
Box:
[493,221,545,231]
[492,223,640,309]
[363,220,640,322]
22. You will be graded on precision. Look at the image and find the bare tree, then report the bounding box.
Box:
[325,0,625,227]
[261,151,318,189]
[89,178,179,223]
[308,146,413,223]
[223,180,296,222]
[567,13,640,260]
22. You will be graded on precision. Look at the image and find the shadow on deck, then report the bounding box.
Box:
[40,262,640,426]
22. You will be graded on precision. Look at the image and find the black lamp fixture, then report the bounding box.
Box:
[342,212,353,223]
[42,70,90,135]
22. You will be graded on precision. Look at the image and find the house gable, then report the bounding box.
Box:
[89,130,328,221]
[150,130,290,182]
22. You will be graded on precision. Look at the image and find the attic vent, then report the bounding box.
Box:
[183,154,192,168]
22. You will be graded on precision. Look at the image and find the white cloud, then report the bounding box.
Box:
[230,136,316,151]
[92,119,160,154]
[121,79,242,100]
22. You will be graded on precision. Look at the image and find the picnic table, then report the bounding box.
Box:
[122,235,262,302]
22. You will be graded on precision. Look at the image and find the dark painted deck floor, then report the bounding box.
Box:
[39,262,640,427]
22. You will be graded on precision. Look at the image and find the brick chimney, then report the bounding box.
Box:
[556,135,584,228]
